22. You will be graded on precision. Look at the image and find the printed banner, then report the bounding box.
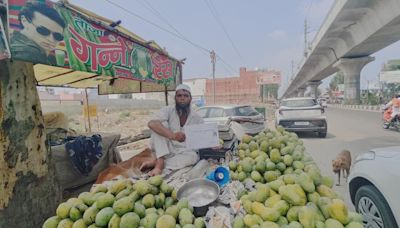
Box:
[0,0,10,60]
[380,70,400,83]
[7,0,181,88]
[256,70,281,85]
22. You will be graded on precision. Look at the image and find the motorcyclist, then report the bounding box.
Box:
[383,93,400,124]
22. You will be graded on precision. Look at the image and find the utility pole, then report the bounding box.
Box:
[210,50,216,104]
[304,19,308,57]
[366,80,370,105]
[291,59,294,81]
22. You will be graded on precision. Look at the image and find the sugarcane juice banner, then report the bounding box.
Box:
[7,0,180,87]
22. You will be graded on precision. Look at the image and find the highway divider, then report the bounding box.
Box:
[328,104,381,112]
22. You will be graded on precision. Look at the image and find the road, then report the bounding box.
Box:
[297,107,399,210]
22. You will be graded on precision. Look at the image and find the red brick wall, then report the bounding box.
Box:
[205,67,263,104]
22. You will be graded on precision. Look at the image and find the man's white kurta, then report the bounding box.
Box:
[149,106,204,170]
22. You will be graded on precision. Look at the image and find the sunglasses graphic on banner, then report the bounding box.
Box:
[30,21,64,41]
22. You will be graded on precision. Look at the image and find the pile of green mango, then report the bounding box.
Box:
[230,127,364,228]
[43,176,205,228]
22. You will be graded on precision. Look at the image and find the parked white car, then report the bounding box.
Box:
[348,146,400,228]
[195,105,265,135]
[275,97,327,137]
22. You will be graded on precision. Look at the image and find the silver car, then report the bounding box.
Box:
[195,105,265,135]
[275,97,327,137]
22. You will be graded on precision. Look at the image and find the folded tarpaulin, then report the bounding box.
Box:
[65,134,103,176]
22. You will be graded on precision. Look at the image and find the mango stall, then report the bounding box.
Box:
[42,126,364,228]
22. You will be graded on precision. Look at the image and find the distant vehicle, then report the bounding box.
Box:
[195,105,265,135]
[318,98,328,108]
[275,97,327,137]
[381,106,400,131]
[348,146,400,227]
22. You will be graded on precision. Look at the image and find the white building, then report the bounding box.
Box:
[183,78,207,106]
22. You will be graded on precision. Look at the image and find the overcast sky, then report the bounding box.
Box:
[69,0,400,94]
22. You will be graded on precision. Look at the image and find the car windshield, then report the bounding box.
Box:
[196,107,229,118]
[196,108,208,118]
[232,106,259,116]
[281,99,317,107]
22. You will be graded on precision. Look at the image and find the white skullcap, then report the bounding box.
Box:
[176,84,191,93]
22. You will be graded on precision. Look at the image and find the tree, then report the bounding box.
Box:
[383,59,400,71]
[261,84,279,101]
[381,59,400,102]
[382,83,400,101]
[0,60,62,227]
[329,71,344,91]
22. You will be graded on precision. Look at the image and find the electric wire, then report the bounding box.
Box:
[104,0,210,54]
[138,0,189,45]
[203,0,245,64]
[103,0,236,75]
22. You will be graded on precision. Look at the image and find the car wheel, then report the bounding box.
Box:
[355,185,398,228]
[318,131,327,138]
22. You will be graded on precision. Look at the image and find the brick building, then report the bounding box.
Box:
[204,67,281,104]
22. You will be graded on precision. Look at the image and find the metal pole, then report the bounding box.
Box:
[165,85,168,106]
[367,80,370,105]
[85,88,91,132]
[210,50,216,104]
[304,19,308,57]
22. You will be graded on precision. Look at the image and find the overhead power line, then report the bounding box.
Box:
[103,0,236,75]
[138,0,188,44]
[216,55,236,73]
[203,0,245,64]
[104,0,210,54]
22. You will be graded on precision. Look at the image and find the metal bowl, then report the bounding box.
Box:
[177,179,220,216]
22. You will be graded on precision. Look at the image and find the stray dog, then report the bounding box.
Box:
[332,150,352,186]
[95,148,156,184]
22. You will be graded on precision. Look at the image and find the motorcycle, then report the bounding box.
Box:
[382,106,400,130]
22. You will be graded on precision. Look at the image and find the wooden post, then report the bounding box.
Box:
[85,88,91,132]
[165,85,168,106]
[0,60,62,227]
[82,91,87,132]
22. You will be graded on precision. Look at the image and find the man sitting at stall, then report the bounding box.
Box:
[140,84,204,176]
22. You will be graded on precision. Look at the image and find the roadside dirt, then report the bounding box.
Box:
[68,109,156,157]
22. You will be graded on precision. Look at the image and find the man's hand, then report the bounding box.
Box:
[139,160,156,172]
[171,132,185,142]
[148,167,162,176]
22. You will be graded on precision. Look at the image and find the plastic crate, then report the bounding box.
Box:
[198,148,229,160]
[198,137,238,160]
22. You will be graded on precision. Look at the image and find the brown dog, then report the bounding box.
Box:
[332,150,352,186]
[95,148,156,184]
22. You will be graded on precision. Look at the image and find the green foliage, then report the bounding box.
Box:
[261,84,280,100]
[329,71,344,91]
[382,59,400,71]
[382,83,400,101]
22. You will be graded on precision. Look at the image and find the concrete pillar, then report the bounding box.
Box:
[297,87,306,97]
[307,81,322,99]
[333,56,375,104]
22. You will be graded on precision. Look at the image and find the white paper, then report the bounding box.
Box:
[185,123,219,150]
